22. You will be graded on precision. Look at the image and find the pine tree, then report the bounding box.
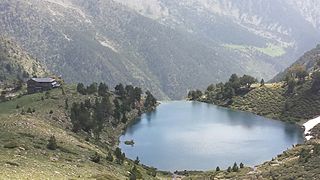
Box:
[27,107,32,114]
[311,71,320,92]
[260,79,265,86]
[90,152,101,163]
[77,83,86,95]
[287,78,296,94]
[121,113,128,124]
[144,91,157,109]
[115,83,125,98]
[70,103,81,132]
[87,83,98,94]
[114,147,122,160]
[232,162,239,172]
[65,98,69,110]
[79,102,92,132]
[113,99,121,121]
[227,166,231,173]
[47,135,57,150]
[98,82,108,96]
[240,162,244,169]
[134,156,140,165]
[134,87,142,102]
[114,147,125,164]
[216,166,220,171]
[84,99,91,108]
[106,152,114,162]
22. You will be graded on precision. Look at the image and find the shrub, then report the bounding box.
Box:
[27,107,32,114]
[4,141,19,149]
[227,166,231,173]
[90,152,101,163]
[77,83,86,95]
[47,135,57,150]
[106,152,113,162]
[147,167,157,177]
[20,109,26,115]
[134,156,140,165]
[314,144,320,155]
[65,98,69,110]
[45,91,50,99]
[129,165,142,180]
[114,147,122,159]
[299,148,311,163]
[121,114,128,124]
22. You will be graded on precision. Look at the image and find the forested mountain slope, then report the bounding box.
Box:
[272,45,320,82]
[1,0,320,99]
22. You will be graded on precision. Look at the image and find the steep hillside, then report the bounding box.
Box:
[1,0,320,99]
[231,81,320,122]
[0,84,169,179]
[0,37,47,87]
[192,76,320,123]
[115,0,320,65]
[190,43,320,123]
[272,45,320,82]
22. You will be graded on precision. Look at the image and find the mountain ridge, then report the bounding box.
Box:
[1,0,320,99]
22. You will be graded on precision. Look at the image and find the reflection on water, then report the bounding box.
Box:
[120,101,304,171]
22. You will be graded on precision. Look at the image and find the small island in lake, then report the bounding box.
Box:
[124,140,135,146]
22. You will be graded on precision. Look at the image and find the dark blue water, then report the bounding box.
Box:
[120,101,304,171]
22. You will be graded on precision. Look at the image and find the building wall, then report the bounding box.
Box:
[27,80,55,94]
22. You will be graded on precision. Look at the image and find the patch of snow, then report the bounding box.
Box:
[48,7,57,16]
[44,0,91,23]
[62,33,71,41]
[303,116,320,140]
[47,6,64,17]
[113,0,169,20]
[98,38,118,53]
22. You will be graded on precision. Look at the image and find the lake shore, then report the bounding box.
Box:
[119,101,303,171]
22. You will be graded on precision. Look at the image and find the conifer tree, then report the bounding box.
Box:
[260,79,265,86]
[47,135,57,150]
[232,162,239,172]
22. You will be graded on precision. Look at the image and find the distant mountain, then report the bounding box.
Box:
[272,44,320,82]
[0,37,47,87]
[1,0,320,99]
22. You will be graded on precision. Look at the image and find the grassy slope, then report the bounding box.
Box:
[230,83,286,120]
[223,43,286,57]
[214,81,320,123]
[0,86,170,179]
[184,81,320,179]
[271,45,320,82]
[182,140,320,180]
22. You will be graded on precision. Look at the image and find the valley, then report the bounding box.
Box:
[1,0,320,99]
[1,0,320,179]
